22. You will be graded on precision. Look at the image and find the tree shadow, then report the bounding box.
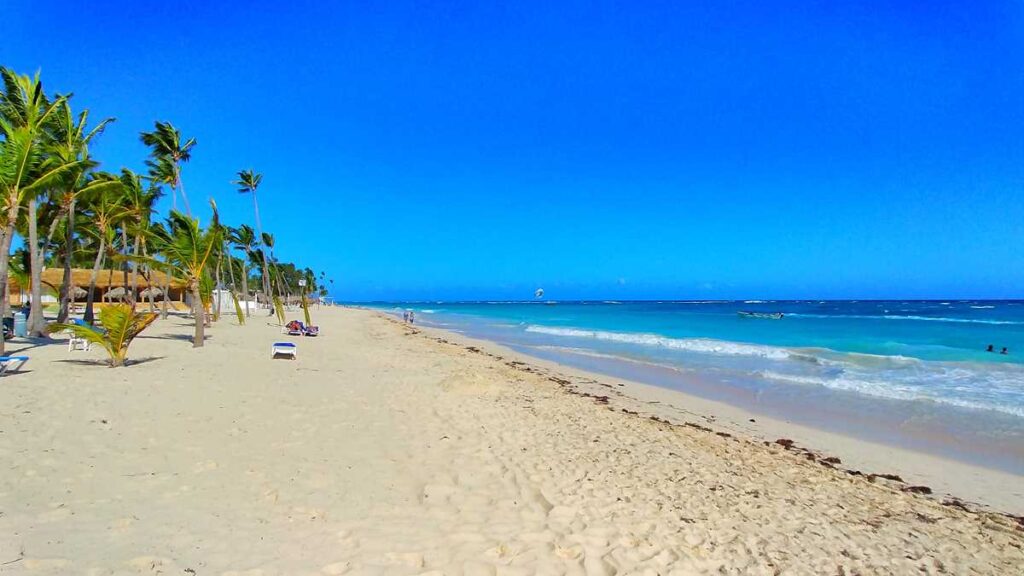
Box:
[138,333,211,342]
[56,359,110,367]
[126,356,165,366]
[3,338,69,354]
[55,356,165,368]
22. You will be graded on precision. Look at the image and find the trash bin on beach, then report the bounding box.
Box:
[13,310,27,337]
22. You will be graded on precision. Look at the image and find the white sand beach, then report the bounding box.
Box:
[1,307,1022,575]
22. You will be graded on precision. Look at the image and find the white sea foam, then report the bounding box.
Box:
[524,325,794,360]
[522,323,1024,419]
[971,305,996,309]
[788,313,1022,325]
[758,370,1024,418]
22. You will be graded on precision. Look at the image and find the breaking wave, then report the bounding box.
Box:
[524,325,794,360]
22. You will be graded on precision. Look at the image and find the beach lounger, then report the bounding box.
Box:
[0,356,29,375]
[303,325,319,337]
[66,319,104,351]
[67,331,91,351]
[271,342,297,360]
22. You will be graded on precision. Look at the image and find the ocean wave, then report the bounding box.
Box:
[758,370,1024,419]
[971,305,996,309]
[524,325,794,360]
[788,313,1022,325]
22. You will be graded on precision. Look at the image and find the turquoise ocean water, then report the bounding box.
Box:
[368,300,1024,473]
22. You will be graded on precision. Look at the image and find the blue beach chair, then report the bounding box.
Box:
[66,319,105,351]
[0,356,29,375]
[271,342,297,360]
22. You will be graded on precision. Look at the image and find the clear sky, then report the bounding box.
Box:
[7,1,1023,301]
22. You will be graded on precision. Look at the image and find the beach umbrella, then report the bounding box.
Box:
[106,287,127,300]
[71,286,87,299]
[140,287,164,298]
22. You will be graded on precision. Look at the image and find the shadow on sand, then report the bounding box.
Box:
[55,356,165,368]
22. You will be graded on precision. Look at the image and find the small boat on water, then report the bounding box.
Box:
[737,311,784,320]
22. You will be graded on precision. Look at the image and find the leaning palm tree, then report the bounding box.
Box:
[232,169,272,301]
[119,168,162,307]
[140,121,195,216]
[0,68,81,353]
[46,98,115,324]
[78,174,128,324]
[142,201,222,347]
[228,225,258,316]
[262,231,287,321]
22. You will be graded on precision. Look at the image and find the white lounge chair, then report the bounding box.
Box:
[67,330,91,351]
[271,342,297,360]
[0,356,29,375]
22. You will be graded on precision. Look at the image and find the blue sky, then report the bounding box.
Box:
[7,1,1023,300]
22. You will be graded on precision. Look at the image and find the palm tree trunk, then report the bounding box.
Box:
[83,238,105,325]
[261,257,272,314]
[120,227,131,305]
[130,235,142,309]
[35,203,70,326]
[240,260,250,317]
[190,280,204,347]
[57,196,76,323]
[106,265,115,304]
[224,246,239,313]
[161,263,171,319]
[214,255,222,321]
[142,244,156,313]
[0,208,21,355]
[26,198,48,337]
[178,169,192,217]
[250,193,273,314]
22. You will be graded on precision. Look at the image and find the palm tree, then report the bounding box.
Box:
[228,225,258,316]
[46,99,115,324]
[0,68,81,352]
[144,202,221,347]
[119,169,162,307]
[78,174,127,324]
[232,169,272,306]
[51,304,158,367]
[140,121,195,216]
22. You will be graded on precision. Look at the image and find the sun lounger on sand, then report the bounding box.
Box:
[283,320,320,337]
[66,319,104,351]
[0,356,29,375]
[282,321,304,336]
[271,342,297,360]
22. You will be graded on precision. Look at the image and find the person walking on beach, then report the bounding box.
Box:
[409,311,415,325]
[402,310,409,323]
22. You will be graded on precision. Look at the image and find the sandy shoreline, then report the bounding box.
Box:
[401,314,1024,517]
[1,306,1022,574]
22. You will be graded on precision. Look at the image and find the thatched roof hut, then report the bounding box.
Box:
[8,268,187,304]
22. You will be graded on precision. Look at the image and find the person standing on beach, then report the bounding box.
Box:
[409,311,415,325]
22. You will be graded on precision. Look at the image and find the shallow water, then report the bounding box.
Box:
[371,301,1024,474]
